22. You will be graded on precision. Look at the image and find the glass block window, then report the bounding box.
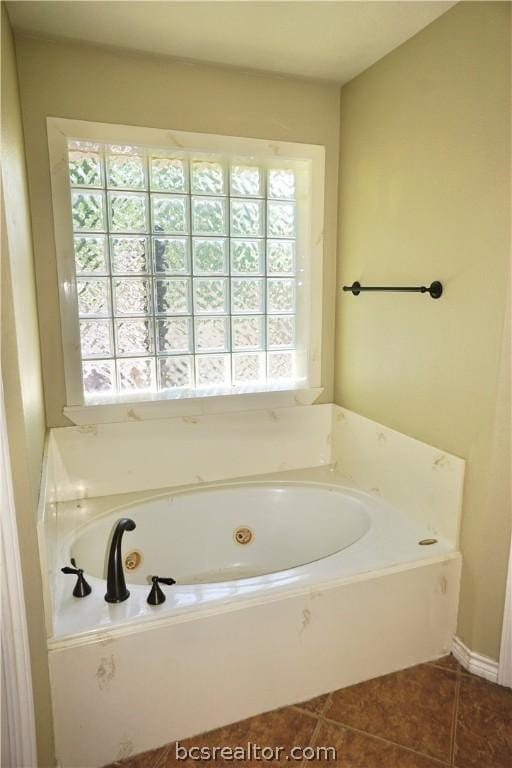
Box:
[66,140,301,401]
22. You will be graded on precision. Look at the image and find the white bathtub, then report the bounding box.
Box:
[49,475,461,768]
[53,478,455,641]
[71,484,374,585]
[43,408,465,768]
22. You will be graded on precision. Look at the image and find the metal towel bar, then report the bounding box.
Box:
[342,280,443,299]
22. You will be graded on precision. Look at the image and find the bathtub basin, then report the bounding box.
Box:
[52,475,455,641]
[70,484,372,585]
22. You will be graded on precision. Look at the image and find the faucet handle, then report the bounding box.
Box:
[147,575,176,606]
[61,559,92,598]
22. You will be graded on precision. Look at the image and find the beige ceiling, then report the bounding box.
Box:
[6,1,457,84]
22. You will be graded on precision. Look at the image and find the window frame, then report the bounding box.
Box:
[47,117,325,422]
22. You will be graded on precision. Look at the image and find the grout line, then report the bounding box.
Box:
[303,694,334,756]
[290,691,333,720]
[302,714,325,768]
[319,692,333,718]
[290,704,322,720]
[154,743,173,768]
[293,694,333,768]
[450,669,462,766]
[319,714,451,766]
[301,693,334,768]
[428,656,491,682]
[427,662,460,675]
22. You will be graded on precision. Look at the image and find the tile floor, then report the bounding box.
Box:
[108,656,512,768]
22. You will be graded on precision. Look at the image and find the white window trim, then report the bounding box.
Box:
[47,117,325,424]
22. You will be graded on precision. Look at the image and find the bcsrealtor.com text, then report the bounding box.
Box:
[175,742,337,761]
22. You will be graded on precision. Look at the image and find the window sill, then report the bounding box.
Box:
[63,386,324,425]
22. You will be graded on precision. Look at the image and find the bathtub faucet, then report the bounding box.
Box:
[104,518,136,603]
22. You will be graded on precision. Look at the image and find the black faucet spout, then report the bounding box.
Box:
[105,518,136,603]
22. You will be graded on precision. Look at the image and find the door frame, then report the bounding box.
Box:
[0,377,37,767]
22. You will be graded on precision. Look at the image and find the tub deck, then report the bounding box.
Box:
[47,466,456,644]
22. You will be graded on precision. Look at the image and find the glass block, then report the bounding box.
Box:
[109,193,148,233]
[107,150,146,189]
[118,357,155,392]
[268,169,296,199]
[153,237,190,274]
[115,318,153,357]
[230,199,264,237]
[77,278,110,317]
[191,159,225,195]
[79,320,113,358]
[110,237,150,274]
[231,316,264,351]
[151,195,188,234]
[231,239,265,275]
[191,197,227,236]
[150,156,187,193]
[108,144,140,154]
[195,354,231,388]
[74,236,108,274]
[68,149,102,187]
[231,278,264,314]
[155,278,191,315]
[267,315,295,349]
[192,238,228,275]
[113,278,151,316]
[158,356,194,390]
[232,352,265,384]
[267,201,295,238]
[72,191,106,232]
[193,278,228,315]
[68,140,101,152]
[82,360,115,396]
[267,278,295,313]
[194,317,229,353]
[268,351,295,381]
[267,240,295,275]
[230,165,262,197]
[156,318,193,354]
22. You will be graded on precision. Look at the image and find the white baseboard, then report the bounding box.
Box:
[452,636,499,683]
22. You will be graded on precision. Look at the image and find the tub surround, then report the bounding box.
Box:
[38,403,465,768]
[49,554,460,768]
[331,407,464,545]
[40,403,464,638]
[44,403,333,502]
[42,403,464,513]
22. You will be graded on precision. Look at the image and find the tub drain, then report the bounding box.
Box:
[234,527,253,545]
[418,538,438,546]
[124,550,143,570]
